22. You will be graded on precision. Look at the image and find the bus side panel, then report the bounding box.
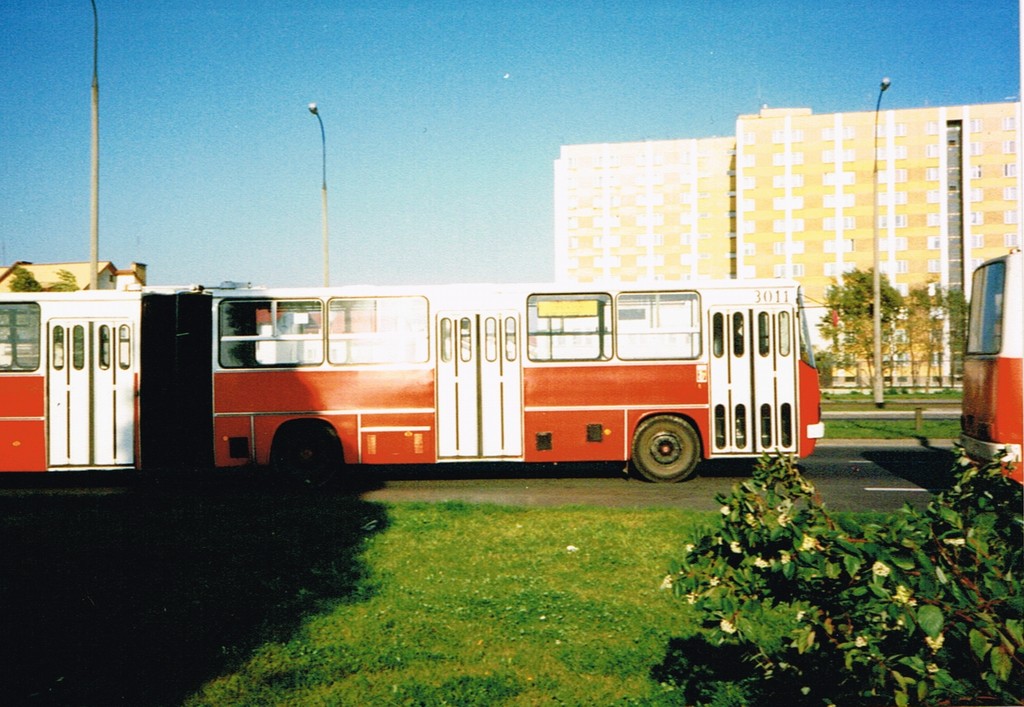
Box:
[798,360,822,456]
[522,364,709,463]
[963,356,1023,449]
[0,376,46,471]
[139,293,213,472]
[523,363,706,408]
[213,368,435,414]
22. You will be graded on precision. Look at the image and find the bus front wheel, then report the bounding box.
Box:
[270,422,343,487]
[631,415,701,483]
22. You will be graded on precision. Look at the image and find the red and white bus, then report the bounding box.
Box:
[961,249,1023,482]
[0,279,823,482]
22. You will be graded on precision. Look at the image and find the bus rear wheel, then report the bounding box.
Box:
[270,422,343,487]
[631,415,701,483]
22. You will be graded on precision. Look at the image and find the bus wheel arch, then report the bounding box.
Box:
[630,414,702,483]
[270,419,344,486]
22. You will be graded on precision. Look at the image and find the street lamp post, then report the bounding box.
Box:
[89,0,99,290]
[872,77,891,408]
[308,103,329,287]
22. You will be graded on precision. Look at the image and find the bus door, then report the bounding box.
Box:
[436,312,523,459]
[708,307,798,455]
[47,320,136,467]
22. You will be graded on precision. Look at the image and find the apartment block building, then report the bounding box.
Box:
[554,101,1022,353]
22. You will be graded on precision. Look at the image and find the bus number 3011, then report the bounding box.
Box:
[755,289,791,304]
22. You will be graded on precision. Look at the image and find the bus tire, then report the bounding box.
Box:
[631,415,701,483]
[270,421,343,487]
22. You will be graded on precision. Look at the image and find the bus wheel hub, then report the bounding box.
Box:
[652,434,681,464]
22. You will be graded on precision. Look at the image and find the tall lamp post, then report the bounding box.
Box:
[872,77,891,408]
[89,0,99,290]
[308,103,329,287]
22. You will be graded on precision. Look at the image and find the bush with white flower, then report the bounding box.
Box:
[655,449,1023,706]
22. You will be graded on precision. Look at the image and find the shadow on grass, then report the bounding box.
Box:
[0,474,388,706]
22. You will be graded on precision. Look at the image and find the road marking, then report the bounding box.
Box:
[864,487,928,492]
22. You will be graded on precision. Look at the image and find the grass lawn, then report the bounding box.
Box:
[0,487,712,706]
[824,418,961,440]
[186,501,707,705]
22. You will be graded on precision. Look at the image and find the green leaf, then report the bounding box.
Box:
[969,629,990,661]
[1005,619,1023,647]
[990,645,1012,681]
[917,605,944,638]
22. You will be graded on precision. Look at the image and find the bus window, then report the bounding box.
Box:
[778,311,792,357]
[440,317,453,363]
[732,313,745,357]
[735,404,747,447]
[504,317,517,361]
[757,312,770,357]
[760,403,772,446]
[98,325,111,370]
[712,312,724,358]
[459,318,473,362]
[967,261,1005,354]
[118,325,131,370]
[616,292,701,360]
[484,317,498,362]
[51,325,65,371]
[527,293,612,361]
[72,325,85,370]
[0,303,40,371]
[328,297,428,364]
[219,299,324,368]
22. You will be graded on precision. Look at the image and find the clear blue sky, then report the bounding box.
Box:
[1,1,1019,288]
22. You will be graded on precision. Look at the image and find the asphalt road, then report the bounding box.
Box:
[353,439,956,512]
[0,439,957,513]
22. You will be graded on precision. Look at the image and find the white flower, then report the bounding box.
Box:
[659,574,674,591]
[855,636,868,648]
[684,543,696,553]
[720,619,737,634]
[777,511,791,527]
[893,585,917,606]
[708,576,720,587]
[754,556,770,569]
[795,610,806,622]
[720,505,731,516]
[685,592,698,605]
[779,551,792,565]
[942,537,966,547]
[565,545,579,553]
[729,541,743,554]
[800,535,820,552]
[925,633,945,653]
[871,561,891,578]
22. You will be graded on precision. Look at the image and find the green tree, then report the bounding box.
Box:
[50,269,79,292]
[819,269,902,387]
[9,265,42,292]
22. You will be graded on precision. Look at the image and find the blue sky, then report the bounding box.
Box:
[1,1,1020,288]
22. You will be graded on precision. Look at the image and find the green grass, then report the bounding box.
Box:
[0,486,712,706]
[824,418,961,440]
[186,501,707,705]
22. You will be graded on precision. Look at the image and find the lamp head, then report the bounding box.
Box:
[880,77,891,92]
[308,102,319,115]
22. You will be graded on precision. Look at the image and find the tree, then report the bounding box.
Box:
[50,269,79,292]
[819,269,903,387]
[9,266,42,292]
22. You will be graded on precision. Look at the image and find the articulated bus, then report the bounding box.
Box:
[961,249,1023,482]
[0,279,823,482]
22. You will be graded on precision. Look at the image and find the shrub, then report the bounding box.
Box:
[658,450,1023,706]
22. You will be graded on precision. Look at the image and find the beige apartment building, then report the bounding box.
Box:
[554,101,1022,368]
